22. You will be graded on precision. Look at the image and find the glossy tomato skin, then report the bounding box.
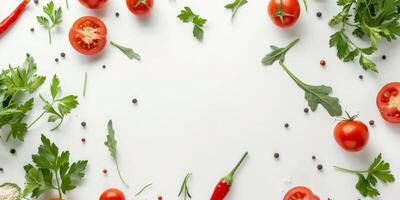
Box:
[126,0,154,16]
[376,82,400,124]
[50,198,63,200]
[268,0,300,28]
[100,188,126,200]
[283,186,320,200]
[69,16,107,55]
[334,120,369,152]
[79,0,108,9]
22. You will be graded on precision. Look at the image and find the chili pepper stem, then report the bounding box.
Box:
[223,152,248,185]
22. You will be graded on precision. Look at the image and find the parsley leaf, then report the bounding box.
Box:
[178,173,192,200]
[110,41,141,61]
[178,7,207,41]
[225,0,248,19]
[105,120,130,187]
[262,39,343,117]
[37,1,62,44]
[334,153,395,197]
[23,134,88,199]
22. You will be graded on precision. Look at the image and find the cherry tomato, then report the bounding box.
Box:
[268,0,300,28]
[126,0,154,16]
[100,188,126,200]
[334,115,369,152]
[376,82,400,124]
[69,16,107,55]
[79,0,108,9]
[283,186,320,200]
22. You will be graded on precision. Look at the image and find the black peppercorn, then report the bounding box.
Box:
[0,168,3,172]
[132,98,138,104]
[317,164,323,170]
[34,0,39,4]
[81,121,87,127]
[359,75,363,80]
[274,153,279,158]
[115,12,120,17]
[316,12,322,18]
[304,107,309,113]
[60,52,66,58]
[30,27,34,32]
[102,65,106,69]
[10,149,16,154]
[26,53,30,57]
[284,123,289,128]
[312,155,316,160]
[55,58,59,63]
[369,120,375,126]
[382,55,386,60]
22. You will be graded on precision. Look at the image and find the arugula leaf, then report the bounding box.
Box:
[335,153,395,198]
[178,7,207,41]
[23,134,88,199]
[106,120,130,187]
[110,41,141,61]
[178,173,192,200]
[37,1,62,44]
[225,0,248,19]
[262,39,343,117]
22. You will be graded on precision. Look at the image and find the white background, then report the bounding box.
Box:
[1,0,400,199]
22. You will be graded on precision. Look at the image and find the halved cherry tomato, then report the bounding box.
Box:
[268,0,300,28]
[69,16,107,55]
[376,82,400,124]
[99,188,126,200]
[283,186,320,200]
[334,114,369,152]
[126,0,154,16]
[79,0,108,9]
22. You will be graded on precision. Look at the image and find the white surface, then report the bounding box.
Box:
[1,0,400,199]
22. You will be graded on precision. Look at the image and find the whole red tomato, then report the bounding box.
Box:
[268,0,300,28]
[283,186,320,200]
[126,0,154,16]
[79,0,108,9]
[334,114,369,152]
[376,82,400,124]
[100,188,126,200]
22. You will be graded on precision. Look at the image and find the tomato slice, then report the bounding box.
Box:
[69,16,107,55]
[376,82,400,124]
[283,186,320,200]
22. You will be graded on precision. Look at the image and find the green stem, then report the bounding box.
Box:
[115,160,130,188]
[334,166,368,174]
[135,183,153,196]
[83,72,88,97]
[27,111,46,129]
[302,0,308,12]
[54,170,63,198]
[50,118,63,131]
[48,30,52,44]
[66,0,69,9]
[224,152,248,185]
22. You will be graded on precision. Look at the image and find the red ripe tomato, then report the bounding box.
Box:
[126,0,154,16]
[99,188,126,200]
[268,0,300,28]
[283,186,320,200]
[50,198,63,200]
[334,115,369,152]
[69,16,107,55]
[376,82,400,124]
[79,0,108,9]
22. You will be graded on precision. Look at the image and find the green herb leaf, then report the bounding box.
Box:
[37,1,63,44]
[135,183,153,196]
[224,0,248,19]
[262,39,342,117]
[178,173,192,200]
[110,41,141,61]
[178,7,207,41]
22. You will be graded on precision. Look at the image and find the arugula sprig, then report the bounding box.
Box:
[334,154,395,197]
[110,41,141,61]
[178,7,207,41]
[23,134,88,199]
[225,0,248,19]
[262,39,343,117]
[37,1,62,44]
[329,0,400,72]
[0,55,46,142]
[105,120,130,187]
[178,173,192,200]
[28,75,78,131]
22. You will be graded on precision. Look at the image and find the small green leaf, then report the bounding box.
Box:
[262,39,299,65]
[50,75,60,99]
[193,25,204,41]
[178,7,207,41]
[225,0,248,18]
[106,120,117,159]
[110,41,141,61]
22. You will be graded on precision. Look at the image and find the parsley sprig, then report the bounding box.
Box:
[225,0,248,19]
[37,1,62,44]
[23,134,88,199]
[105,120,130,187]
[178,7,207,41]
[262,39,343,117]
[329,0,400,72]
[178,173,192,200]
[28,75,78,131]
[334,154,395,197]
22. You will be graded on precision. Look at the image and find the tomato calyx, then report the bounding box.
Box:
[338,111,359,122]
[273,0,295,24]
[134,0,150,9]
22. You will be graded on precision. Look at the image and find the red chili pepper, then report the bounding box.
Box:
[0,0,30,35]
[210,152,248,200]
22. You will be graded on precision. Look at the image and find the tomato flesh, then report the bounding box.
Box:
[69,16,107,55]
[283,186,320,200]
[334,120,369,152]
[100,188,126,200]
[268,0,300,28]
[126,0,154,16]
[377,82,400,124]
[79,0,108,9]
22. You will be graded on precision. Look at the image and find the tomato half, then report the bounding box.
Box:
[283,186,320,200]
[126,0,154,16]
[334,117,369,152]
[376,82,400,124]
[79,0,108,9]
[268,0,300,28]
[69,16,107,55]
[99,188,126,200]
